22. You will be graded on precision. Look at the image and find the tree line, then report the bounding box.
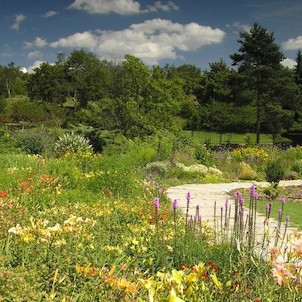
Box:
[1,23,302,142]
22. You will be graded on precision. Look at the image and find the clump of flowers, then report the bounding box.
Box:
[8,215,97,245]
[231,147,269,164]
[270,230,302,290]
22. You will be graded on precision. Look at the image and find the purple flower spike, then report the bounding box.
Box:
[281,197,286,204]
[189,215,193,225]
[154,197,160,209]
[278,209,282,217]
[196,204,200,211]
[225,198,229,209]
[198,215,202,222]
[173,199,178,210]
[239,194,244,205]
[254,192,259,200]
[286,215,290,223]
[266,204,270,212]
[187,192,191,201]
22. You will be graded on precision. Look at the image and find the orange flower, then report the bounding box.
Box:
[125,283,138,294]
[0,190,8,198]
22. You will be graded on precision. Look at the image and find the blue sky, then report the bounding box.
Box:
[1,0,302,72]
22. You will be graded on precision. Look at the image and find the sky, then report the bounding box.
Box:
[1,0,302,72]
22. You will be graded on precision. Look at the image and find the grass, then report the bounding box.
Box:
[183,130,274,146]
[256,198,302,230]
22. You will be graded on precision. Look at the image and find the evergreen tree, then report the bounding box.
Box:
[230,23,285,143]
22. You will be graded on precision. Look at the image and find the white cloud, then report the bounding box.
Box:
[68,0,178,15]
[145,1,179,12]
[49,19,225,65]
[282,36,302,50]
[11,14,26,31]
[281,58,296,69]
[42,10,58,18]
[50,31,98,49]
[27,50,43,59]
[68,0,141,15]
[226,22,251,33]
[24,37,48,49]
[27,60,46,73]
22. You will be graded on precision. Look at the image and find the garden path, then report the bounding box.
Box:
[166,180,302,255]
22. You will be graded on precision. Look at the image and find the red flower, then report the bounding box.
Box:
[0,190,8,198]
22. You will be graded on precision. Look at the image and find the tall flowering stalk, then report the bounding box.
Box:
[274,197,286,247]
[154,197,160,238]
[280,215,290,248]
[172,199,178,236]
[185,192,191,232]
[248,185,258,249]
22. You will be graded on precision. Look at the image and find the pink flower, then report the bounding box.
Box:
[154,197,160,209]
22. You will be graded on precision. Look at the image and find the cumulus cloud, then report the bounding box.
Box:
[24,37,48,49]
[27,50,43,59]
[282,36,302,50]
[281,58,296,69]
[226,22,251,33]
[145,1,179,12]
[27,60,46,73]
[68,0,178,15]
[42,10,58,18]
[11,14,26,31]
[68,0,141,15]
[49,19,225,65]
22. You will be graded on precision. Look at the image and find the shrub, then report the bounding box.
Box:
[264,160,285,185]
[145,161,171,178]
[238,162,257,180]
[292,159,302,175]
[14,128,53,155]
[195,144,214,166]
[231,147,269,164]
[283,170,299,180]
[54,132,93,157]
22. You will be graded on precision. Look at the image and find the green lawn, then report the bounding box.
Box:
[182,130,274,146]
[256,199,302,230]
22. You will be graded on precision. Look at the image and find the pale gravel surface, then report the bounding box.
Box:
[167,180,302,253]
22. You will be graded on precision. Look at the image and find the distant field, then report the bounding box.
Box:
[182,131,274,146]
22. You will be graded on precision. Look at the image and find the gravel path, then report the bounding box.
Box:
[166,180,302,254]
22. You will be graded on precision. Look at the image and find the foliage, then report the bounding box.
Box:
[265,160,285,185]
[0,144,302,300]
[231,147,269,164]
[54,132,93,157]
[238,162,258,180]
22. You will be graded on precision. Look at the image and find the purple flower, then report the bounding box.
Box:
[225,198,229,209]
[278,209,282,218]
[239,194,244,205]
[198,215,202,222]
[173,199,178,210]
[196,204,200,211]
[187,192,191,201]
[249,185,257,199]
[286,215,290,223]
[281,197,286,204]
[154,197,160,209]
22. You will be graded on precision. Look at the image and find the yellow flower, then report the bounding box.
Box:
[211,274,222,289]
[171,269,184,284]
[186,272,198,283]
[169,288,185,302]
